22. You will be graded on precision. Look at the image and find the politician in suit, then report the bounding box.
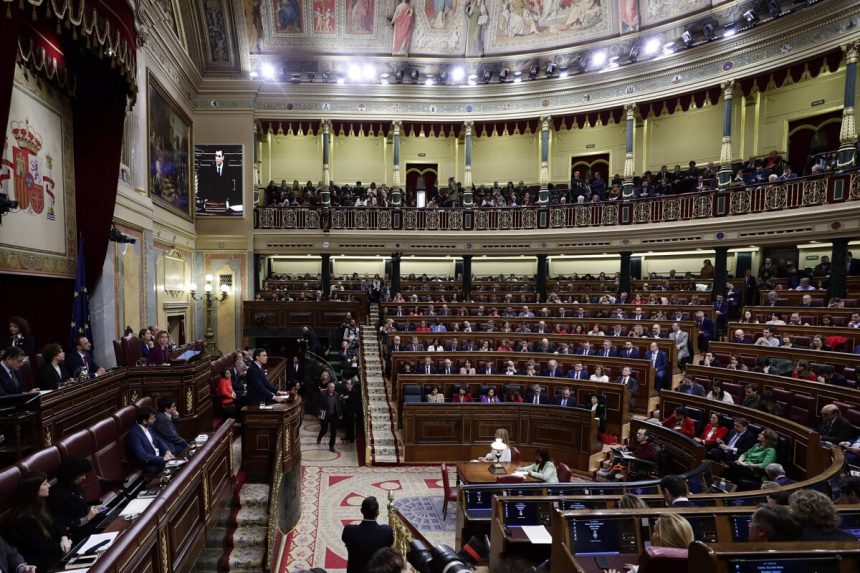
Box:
[65,336,105,379]
[552,388,576,407]
[0,347,25,396]
[566,363,590,380]
[815,405,855,444]
[669,323,690,369]
[694,312,716,353]
[197,148,241,209]
[153,398,188,455]
[246,349,287,405]
[341,496,394,573]
[525,384,550,404]
[644,342,669,391]
[541,360,564,378]
[0,534,33,573]
[619,342,639,359]
[707,419,756,462]
[125,406,174,475]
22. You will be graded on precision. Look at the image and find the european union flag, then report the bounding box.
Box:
[69,237,93,351]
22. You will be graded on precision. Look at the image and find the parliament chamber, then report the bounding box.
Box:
[2,0,860,572]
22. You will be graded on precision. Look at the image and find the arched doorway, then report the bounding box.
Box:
[787,110,842,175]
[570,153,610,185]
[405,163,438,207]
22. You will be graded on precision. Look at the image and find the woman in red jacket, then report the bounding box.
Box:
[661,406,696,438]
[695,413,727,446]
[216,368,236,407]
[451,386,473,403]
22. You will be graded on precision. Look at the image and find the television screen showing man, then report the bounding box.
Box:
[195,144,243,216]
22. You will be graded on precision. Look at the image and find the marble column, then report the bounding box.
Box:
[539,116,551,206]
[536,255,548,302]
[321,254,331,299]
[719,81,736,188]
[463,121,474,208]
[391,253,401,296]
[619,252,632,298]
[321,119,332,207]
[462,255,473,301]
[391,120,403,207]
[838,42,859,170]
[713,247,728,301]
[622,103,637,200]
[829,238,849,299]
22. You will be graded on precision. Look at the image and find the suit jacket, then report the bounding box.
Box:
[670,331,690,360]
[567,369,589,380]
[153,411,188,455]
[615,375,638,394]
[597,348,617,358]
[198,163,241,205]
[342,521,394,573]
[0,364,22,396]
[65,350,99,378]
[146,345,171,365]
[542,367,564,378]
[620,348,639,359]
[525,391,549,404]
[723,430,756,456]
[246,362,278,404]
[2,334,35,357]
[576,348,596,356]
[35,363,64,390]
[671,500,696,507]
[699,423,728,446]
[697,317,716,339]
[0,533,27,573]
[553,395,576,407]
[815,416,855,443]
[125,424,171,474]
[645,350,669,373]
[420,364,437,375]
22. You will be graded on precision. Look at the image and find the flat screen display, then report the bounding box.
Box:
[570,517,638,555]
[841,512,860,540]
[463,488,495,517]
[560,499,605,510]
[730,514,752,542]
[729,558,840,573]
[684,514,718,543]
[724,496,767,507]
[502,501,539,526]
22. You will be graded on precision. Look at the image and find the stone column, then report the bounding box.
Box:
[539,116,551,206]
[619,252,632,298]
[321,119,332,207]
[713,247,729,301]
[390,253,401,296]
[838,42,859,170]
[536,255,548,302]
[829,238,849,299]
[622,103,637,200]
[462,255,473,301]
[391,120,403,207]
[463,121,474,208]
[321,254,331,299]
[719,81,736,188]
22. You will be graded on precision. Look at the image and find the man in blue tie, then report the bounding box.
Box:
[0,347,25,396]
[553,387,576,407]
[645,341,669,391]
[600,340,616,358]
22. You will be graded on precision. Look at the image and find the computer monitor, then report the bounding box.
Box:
[570,517,639,555]
[841,511,860,540]
[505,487,534,497]
[729,514,752,542]
[463,488,495,518]
[723,496,767,507]
[684,514,718,543]
[502,500,542,526]
[728,557,840,573]
[172,349,201,362]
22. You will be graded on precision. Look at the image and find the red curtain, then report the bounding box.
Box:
[0,9,21,136]
[0,275,74,352]
[69,52,129,291]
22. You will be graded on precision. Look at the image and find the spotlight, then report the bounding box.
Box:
[321,71,331,82]
[643,37,661,56]
[591,51,607,67]
[663,41,677,55]
[703,23,716,41]
[499,68,509,82]
[307,71,316,81]
[249,70,259,80]
[425,75,435,86]
[768,0,782,19]
[440,70,449,83]
[450,66,465,82]
[744,9,759,23]
[380,73,390,85]
[576,57,588,74]
[681,31,694,47]
[395,69,404,83]
[481,69,492,83]
[722,24,737,37]
[260,62,276,80]
[528,64,539,79]
[558,67,569,78]
[362,64,376,80]
[410,69,419,83]
[513,71,523,83]
[336,75,345,84]
[348,64,361,81]
[290,72,301,83]
[545,64,556,77]
[467,74,477,86]
[628,44,640,62]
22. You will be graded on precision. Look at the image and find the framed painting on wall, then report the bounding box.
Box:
[147,72,193,220]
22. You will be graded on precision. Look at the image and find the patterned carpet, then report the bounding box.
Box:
[279,416,457,572]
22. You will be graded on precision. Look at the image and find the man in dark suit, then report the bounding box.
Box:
[0,534,34,572]
[246,348,287,405]
[0,346,25,396]
[526,384,549,405]
[660,475,694,507]
[153,398,188,455]
[553,387,576,407]
[286,355,303,388]
[645,342,669,391]
[65,336,106,379]
[566,362,589,380]
[576,342,595,356]
[677,375,706,397]
[542,359,563,378]
[743,270,758,307]
[598,340,617,358]
[707,418,756,462]
[318,381,343,452]
[125,406,174,475]
[764,463,796,486]
[198,148,241,209]
[342,496,394,573]
[694,311,715,353]
[815,405,855,444]
[420,357,437,375]
[619,341,639,359]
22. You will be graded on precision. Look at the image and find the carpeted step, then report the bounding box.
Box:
[226,547,266,572]
[231,525,268,549]
[235,505,269,527]
[238,483,270,508]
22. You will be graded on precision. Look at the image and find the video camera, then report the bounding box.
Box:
[406,535,489,573]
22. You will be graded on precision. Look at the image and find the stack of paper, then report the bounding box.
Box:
[119,498,153,518]
[521,525,552,544]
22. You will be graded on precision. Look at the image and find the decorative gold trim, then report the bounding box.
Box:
[43,427,53,447]
[202,474,210,520]
[159,529,169,573]
[186,388,194,414]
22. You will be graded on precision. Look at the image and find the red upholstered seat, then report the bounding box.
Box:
[0,466,23,523]
[57,430,101,499]
[639,546,689,573]
[113,339,126,367]
[440,463,458,520]
[17,445,62,478]
[496,474,525,483]
[557,462,572,483]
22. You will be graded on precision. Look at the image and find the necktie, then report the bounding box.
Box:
[729,433,740,447]
[83,353,90,368]
[605,350,609,357]
[550,370,555,377]
[562,399,567,407]
[534,395,539,404]
[218,166,222,176]
[445,369,450,375]
[623,376,628,386]
[426,366,430,374]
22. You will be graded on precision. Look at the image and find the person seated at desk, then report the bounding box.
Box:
[725,428,778,487]
[0,346,25,395]
[217,368,240,408]
[694,413,727,447]
[747,504,801,541]
[452,386,473,403]
[125,405,175,475]
[707,417,756,462]
[425,385,445,403]
[0,534,37,573]
[7,472,71,573]
[138,328,153,357]
[588,394,607,433]
[34,343,71,391]
[65,336,105,379]
[246,348,288,404]
[146,331,172,365]
[660,406,696,438]
[790,489,856,541]
[47,455,106,542]
[517,448,559,483]
[154,398,188,455]
[478,428,512,462]
[606,514,694,573]
[481,387,500,403]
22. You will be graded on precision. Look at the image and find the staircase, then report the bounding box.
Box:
[193,483,271,572]
[360,303,401,464]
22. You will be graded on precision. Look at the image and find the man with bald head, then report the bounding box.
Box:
[816,405,854,444]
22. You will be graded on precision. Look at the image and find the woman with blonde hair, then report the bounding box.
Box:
[652,513,694,548]
[478,428,511,462]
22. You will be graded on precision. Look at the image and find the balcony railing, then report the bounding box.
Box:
[254,171,860,232]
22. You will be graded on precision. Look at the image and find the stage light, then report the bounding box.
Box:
[628,44,640,62]
[395,69,404,83]
[513,71,523,83]
[744,9,759,23]
[440,69,449,83]
[481,69,492,83]
[703,24,716,41]
[644,38,661,56]
[768,0,782,19]
[682,31,694,47]
[380,73,390,85]
[348,64,361,81]
[558,67,569,78]
[307,72,316,81]
[545,64,556,77]
[336,76,345,84]
[425,75,435,86]
[410,69,419,83]
[362,64,376,80]
[528,64,539,79]
[499,68,509,82]
[723,24,737,37]
[249,70,259,80]
[260,62,276,80]
[450,66,465,82]
[591,51,607,66]
[289,72,301,83]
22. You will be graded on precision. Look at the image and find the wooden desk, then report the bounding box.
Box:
[242,301,366,337]
[456,462,525,484]
[241,395,303,477]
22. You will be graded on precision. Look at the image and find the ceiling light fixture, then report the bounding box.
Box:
[628,44,641,62]
[348,64,361,81]
[260,62,276,80]
[380,73,390,85]
[481,69,492,83]
[722,24,737,37]
[425,75,435,86]
[410,69,419,83]
[528,64,539,79]
[499,68,509,82]
[591,51,607,67]
[768,0,782,19]
[681,31,694,47]
[558,67,569,78]
[450,66,465,82]
[545,64,556,77]
[576,57,588,74]
[643,37,661,56]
